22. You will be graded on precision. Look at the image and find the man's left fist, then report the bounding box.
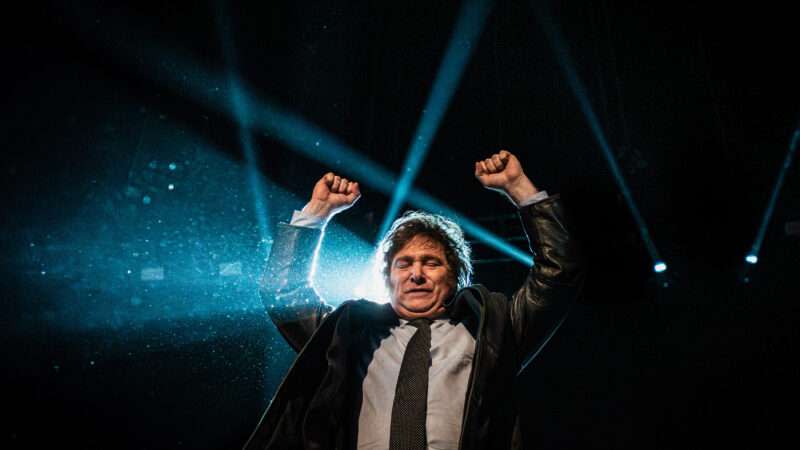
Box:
[475,150,539,207]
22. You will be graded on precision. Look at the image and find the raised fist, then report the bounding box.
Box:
[475,150,539,207]
[302,172,361,220]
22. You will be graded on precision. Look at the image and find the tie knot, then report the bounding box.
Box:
[408,318,431,330]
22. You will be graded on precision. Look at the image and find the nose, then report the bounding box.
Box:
[409,263,426,284]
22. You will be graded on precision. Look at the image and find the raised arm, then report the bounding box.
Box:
[260,172,360,352]
[475,150,584,367]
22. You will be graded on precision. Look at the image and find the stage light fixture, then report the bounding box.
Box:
[746,126,798,268]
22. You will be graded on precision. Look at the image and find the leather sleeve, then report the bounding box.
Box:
[510,194,585,367]
[259,223,334,352]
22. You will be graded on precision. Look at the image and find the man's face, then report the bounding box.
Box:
[388,234,455,319]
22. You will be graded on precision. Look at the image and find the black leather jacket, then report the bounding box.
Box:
[244,195,584,450]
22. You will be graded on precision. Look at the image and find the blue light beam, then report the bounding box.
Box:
[243,94,533,265]
[70,14,533,266]
[216,4,271,243]
[245,97,533,265]
[747,124,800,262]
[378,0,493,240]
[230,78,272,243]
[531,1,665,269]
[409,188,533,265]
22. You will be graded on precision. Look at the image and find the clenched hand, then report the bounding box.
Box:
[475,150,540,207]
[301,172,361,221]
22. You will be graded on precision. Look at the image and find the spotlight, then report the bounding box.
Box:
[745,125,798,267]
[653,262,667,273]
[349,255,389,303]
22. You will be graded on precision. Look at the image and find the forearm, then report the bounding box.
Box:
[504,175,540,207]
[260,222,332,352]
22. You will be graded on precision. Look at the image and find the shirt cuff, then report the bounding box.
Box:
[517,190,549,208]
[290,209,328,229]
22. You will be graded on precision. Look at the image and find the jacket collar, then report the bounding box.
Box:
[445,284,490,319]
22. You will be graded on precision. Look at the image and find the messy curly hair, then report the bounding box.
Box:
[378,210,473,290]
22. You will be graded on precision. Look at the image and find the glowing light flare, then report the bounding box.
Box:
[379,0,493,239]
[653,262,667,273]
[311,232,391,304]
[747,126,798,266]
[745,254,758,264]
[351,252,390,303]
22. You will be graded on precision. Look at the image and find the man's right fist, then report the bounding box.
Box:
[301,172,361,220]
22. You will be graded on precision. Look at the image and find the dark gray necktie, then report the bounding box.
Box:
[389,318,432,450]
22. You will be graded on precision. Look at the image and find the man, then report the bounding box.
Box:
[244,150,584,450]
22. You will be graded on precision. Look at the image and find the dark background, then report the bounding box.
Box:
[2,0,798,448]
